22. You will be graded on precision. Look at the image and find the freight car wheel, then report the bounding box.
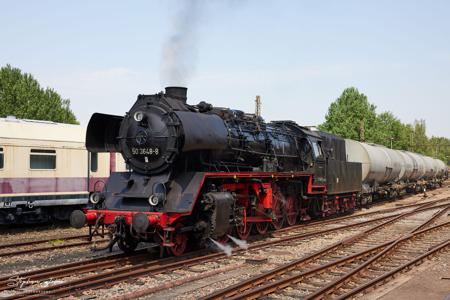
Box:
[271,189,285,230]
[285,195,298,226]
[169,223,188,256]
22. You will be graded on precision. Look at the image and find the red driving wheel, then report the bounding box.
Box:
[255,221,269,235]
[285,195,298,226]
[255,202,269,235]
[271,187,285,230]
[235,208,252,240]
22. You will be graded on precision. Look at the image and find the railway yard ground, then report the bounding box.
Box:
[0,183,449,300]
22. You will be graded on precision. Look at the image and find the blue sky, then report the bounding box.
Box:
[1,0,449,138]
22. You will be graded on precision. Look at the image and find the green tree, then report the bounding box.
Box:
[319,88,448,164]
[319,87,378,142]
[410,120,429,155]
[0,64,78,124]
[428,136,450,163]
[373,112,410,149]
[399,123,414,151]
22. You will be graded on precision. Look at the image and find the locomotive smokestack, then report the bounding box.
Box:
[165,86,188,103]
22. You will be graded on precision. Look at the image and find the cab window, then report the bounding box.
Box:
[30,149,56,170]
[90,152,98,172]
[0,147,3,169]
[312,141,323,158]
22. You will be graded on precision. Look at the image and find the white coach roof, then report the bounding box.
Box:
[0,116,86,142]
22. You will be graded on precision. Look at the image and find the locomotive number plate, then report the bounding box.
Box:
[132,147,160,155]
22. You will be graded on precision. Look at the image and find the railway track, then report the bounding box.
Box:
[0,195,443,261]
[200,203,450,300]
[0,250,156,293]
[0,234,107,258]
[269,196,450,238]
[0,215,391,298]
[3,198,447,299]
[0,211,399,294]
[308,220,450,299]
[0,234,91,250]
[0,196,446,299]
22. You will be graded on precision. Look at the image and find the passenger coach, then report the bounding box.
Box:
[0,117,127,224]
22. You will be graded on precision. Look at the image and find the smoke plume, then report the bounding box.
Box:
[160,0,202,86]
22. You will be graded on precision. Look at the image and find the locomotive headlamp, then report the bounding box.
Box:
[134,111,144,122]
[148,194,159,206]
[89,192,102,204]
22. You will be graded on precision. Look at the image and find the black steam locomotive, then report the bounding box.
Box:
[70,87,362,255]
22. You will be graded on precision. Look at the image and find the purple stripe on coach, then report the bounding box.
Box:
[0,177,109,194]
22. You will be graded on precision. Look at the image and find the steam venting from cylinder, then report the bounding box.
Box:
[160,0,202,86]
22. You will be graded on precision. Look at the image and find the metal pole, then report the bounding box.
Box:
[255,95,261,117]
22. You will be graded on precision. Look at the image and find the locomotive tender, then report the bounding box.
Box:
[71,87,447,255]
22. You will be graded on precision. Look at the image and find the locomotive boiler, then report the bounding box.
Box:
[70,87,447,255]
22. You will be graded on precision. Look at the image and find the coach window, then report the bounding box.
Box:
[0,147,3,169]
[30,149,56,170]
[90,152,98,172]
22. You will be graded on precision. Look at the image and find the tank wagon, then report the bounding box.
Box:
[70,87,447,255]
[345,140,447,204]
[0,117,127,224]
